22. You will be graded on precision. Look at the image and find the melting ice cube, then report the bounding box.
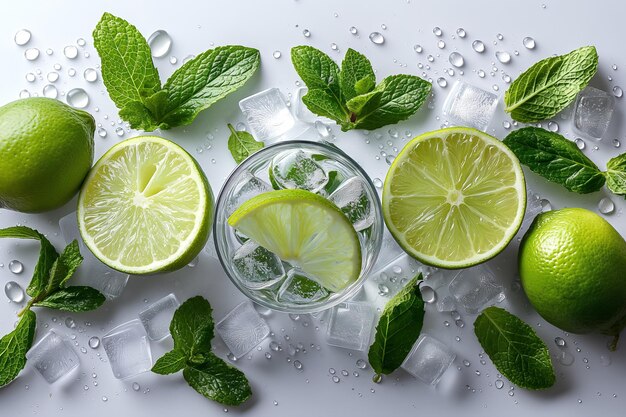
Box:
[215,300,271,359]
[329,177,374,231]
[269,150,328,192]
[239,88,295,143]
[448,264,504,314]
[443,80,499,131]
[573,86,615,139]
[402,334,455,385]
[26,330,80,383]
[232,240,286,289]
[326,301,376,351]
[277,269,330,304]
[138,294,180,341]
[102,319,152,379]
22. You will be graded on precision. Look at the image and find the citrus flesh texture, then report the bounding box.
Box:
[228,189,361,292]
[0,97,94,212]
[78,136,213,274]
[383,127,526,268]
[519,208,626,347]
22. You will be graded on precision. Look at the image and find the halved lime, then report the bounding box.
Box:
[78,136,213,274]
[228,189,361,292]
[383,127,526,268]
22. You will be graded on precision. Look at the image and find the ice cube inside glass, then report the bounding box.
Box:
[402,334,455,385]
[139,293,180,341]
[443,80,499,131]
[26,330,79,383]
[232,240,286,289]
[102,319,152,379]
[215,300,271,359]
[326,301,376,351]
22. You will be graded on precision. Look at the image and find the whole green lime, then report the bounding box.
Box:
[0,98,94,212]
[519,207,626,350]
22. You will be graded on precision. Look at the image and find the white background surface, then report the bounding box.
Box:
[1,0,625,415]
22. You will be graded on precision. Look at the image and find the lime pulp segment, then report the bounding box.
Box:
[78,136,212,274]
[383,127,526,268]
[228,189,362,292]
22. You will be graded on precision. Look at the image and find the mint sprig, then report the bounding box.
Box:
[227,124,264,164]
[152,296,252,406]
[474,307,555,390]
[93,13,260,131]
[505,46,598,123]
[0,226,106,388]
[291,46,431,131]
[504,127,626,199]
[368,274,425,376]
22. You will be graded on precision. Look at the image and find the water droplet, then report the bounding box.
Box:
[102,396,108,402]
[495,51,511,64]
[475,370,481,376]
[437,77,447,88]
[349,26,358,35]
[65,317,76,329]
[227,353,237,362]
[477,69,486,78]
[329,368,336,374]
[8,260,23,274]
[168,56,178,65]
[456,28,466,38]
[67,88,89,108]
[503,121,511,129]
[24,48,40,61]
[492,84,499,92]
[612,86,623,98]
[331,43,338,51]
[63,45,78,59]
[495,379,504,389]
[437,40,446,49]
[373,178,383,188]
[89,336,100,349]
[413,44,423,53]
[508,388,515,396]
[115,127,124,137]
[463,359,471,367]
[574,138,586,150]
[522,36,536,50]
[369,32,384,45]
[449,52,465,67]
[80,347,87,354]
[332,375,340,383]
[273,400,279,406]
[613,139,621,148]
[433,27,442,37]
[25,73,36,82]
[84,68,98,82]
[97,127,107,138]
[419,285,437,303]
[554,337,566,347]
[269,341,279,351]
[557,350,575,366]
[43,84,58,99]
[147,30,172,58]
[4,281,25,303]
[378,284,389,296]
[547,121,559,132]
[303,29,311,38]
[427,54,434,62]
[272,50,281,59]
[372,374,382,383]
[293,360,303,370]
[444,320,450,327]
[14,29,32,46]
[472,40,485,53]
[598,197,615,214]
[356,359,367,369]
[68,68,76,77]
[455,319,465,328]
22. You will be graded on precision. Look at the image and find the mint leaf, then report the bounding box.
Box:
[0,310,36,387]
[324,171,344,194]
[291,46,343,104]
[93,13,161,128]
[47,240,83,291]
[345,89,383,115]
[302,89,351,127]
[505,46,598,122]
[152,349,187,375]
[503,127,605,193]
[353,75,431,130]
[605,153,626,197]
[368,274,425,375]
[183,353,252,406]
[160,46,260,128]
[34,286,105,312]
[170,296,214,357]
[227,124,264,164]
[340,48,375,101]
[474,307,555,390]
[0,226,59,298]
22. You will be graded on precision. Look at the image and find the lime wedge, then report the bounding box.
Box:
[383,127,526,268]
[228,189,361,292]
[78,136,213,274]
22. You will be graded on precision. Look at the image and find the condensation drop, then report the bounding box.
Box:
[612,86,623,98]
[63,45,78,59]
[574,138,586,150]
[373,178,383,188]
[557,350,575,366]
[89,336,100,349]
[5,281,25,303]
[43,84,58,99]
[369,32,384,45]
[147,30,172,58]
[272,51,281,59]
[349,26,358,35]
[449,52,464,67]
[472,40,485,53]
[67,88,89,108]
[419,285,437,303]
[302,29,311,38]
[24,48,40,61]
[14,29,32,46]
[413,44,423,53]
[84,68,98,82]
[547,121,559,132]
[433,27,442,36]
[456,28,466,38]
[598,197,615,214]
[495,51,511,64]
[523,37,536,49]
[8,260,23,274]
[436,77,447,88]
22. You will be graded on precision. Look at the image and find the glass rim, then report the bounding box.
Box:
[212,140,383,314]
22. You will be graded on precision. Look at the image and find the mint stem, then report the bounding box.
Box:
[609,333,620,351]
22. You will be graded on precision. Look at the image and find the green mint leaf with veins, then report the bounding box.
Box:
[605,153,626,197]
[93,13,162,129]
[227,124,264,164]
[0,226,59,298]
[368,274,425,375]
[302,89,352,128]
[353,75,431,130]
[183,353,252,406]
[152,349,187,375]
[474,306,555,390]
[34,286,105,312]
[505,46,598,123]
[169,296,214,357]
[159,46,260,128]
[291,46,344,105]
[340,48,375,101]
[346,88,383,115]
[503,127,605,193]
[46,240,83,291]
[0,310,36,387]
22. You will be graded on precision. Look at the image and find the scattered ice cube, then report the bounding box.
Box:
[226,171,272,216]
[436,295,457,312]
[329,177,374,231]
[573,86,615,139]
[239,88,295,144]
[139,294,180,341]
[442,80,499,131]
[423,268,456,290]
[294,87,318,123]
[232,240,286,289]
[326,301,376,351]
[102,319,152,379]
[216,300,271,359]
[270,150,328,192]
[277,269,330,304]
[59,212,129,299]
[402,334,455,385]
[26,330,80,383]
[448,264,504,314]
